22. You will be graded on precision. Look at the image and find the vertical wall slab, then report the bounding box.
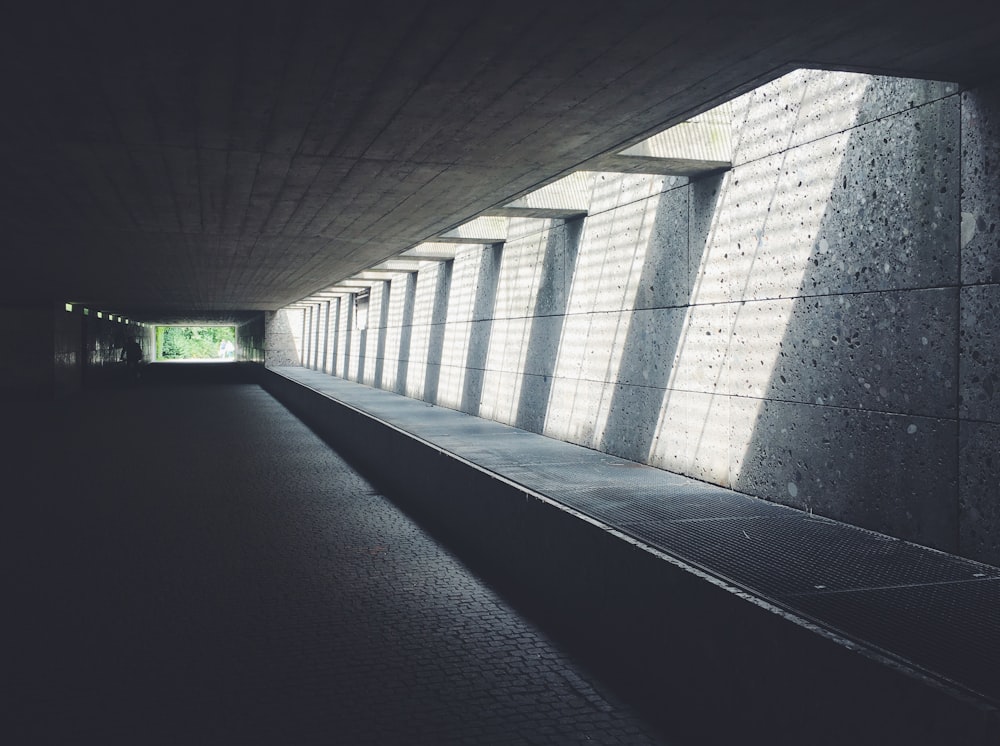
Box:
[303,306,312,367]
[363,282,389,387]
[388,275,417,395]
[53,305,83,396]
[236,314,265,364]
[299,70,1000,562]
[960,284,1000,423]
[436,246,484,409]
[648,390,731,485]
[458,245,503,416]
[337,295,354,379]
[959,420,1000,565]
[403,264,447,401]
[958,80,1000,566]
[314,302,325,369]
[381,279,406,393]
[729,288,958,417]
[323,297,344,375]
[961,82,1000,285]
[264,308,304,367]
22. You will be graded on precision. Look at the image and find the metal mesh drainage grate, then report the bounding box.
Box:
[790,580,1000,702]
[618,515,1000,597]
[275,368,1000,708]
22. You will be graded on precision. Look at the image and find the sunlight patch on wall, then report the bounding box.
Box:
[381,277,409,391]
[284,307,305,364]
[346,293,363,381]
[361,283,387,386]
[479,228,548,424]
[647,71,873,479]
[405,266,437,398]
[544,179,663,447]
[324,298,340,374]
[436,246,481,408]
[336,294,354,377]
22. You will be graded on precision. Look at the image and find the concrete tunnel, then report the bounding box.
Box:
[3,2,1000,744]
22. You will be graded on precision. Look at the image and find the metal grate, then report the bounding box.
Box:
[274,368,1000,707]
[789,580,1000,702]
[569,484,787,523]
[450,437,600,470]
[617,515,1000,597]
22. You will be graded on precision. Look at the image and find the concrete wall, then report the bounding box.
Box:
[82,311,153,387]
[264,308,303,366]
[289,70,1000,564]
[236,314,265,363]
[960,80,1000,565]
[53,305,82,397]
[0,303,153,398]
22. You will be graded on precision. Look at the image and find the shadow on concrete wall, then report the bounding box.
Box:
[320,302,330,371]
[730,81,961,550]
[514,218,584,432]
[461,244,504,415]
[355,320,367,383]
[302,307,311,367]
[423,260,453,403]
[327,299,340,375]
[340,296,354,379]
[394,274,418,394]
[597,176,722,461]
[372,282,391,387]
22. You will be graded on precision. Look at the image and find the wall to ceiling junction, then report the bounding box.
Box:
[284,70,1000,565]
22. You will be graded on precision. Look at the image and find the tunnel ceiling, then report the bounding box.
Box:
[0,0,996,317]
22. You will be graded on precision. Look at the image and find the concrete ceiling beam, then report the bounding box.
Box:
[586,106,733,176]
[351,272,395,282]
[358,267,418,276]
[484,172,593,219]
[434,216,508,244]
[370,258,430,271]
[397,243,460,262]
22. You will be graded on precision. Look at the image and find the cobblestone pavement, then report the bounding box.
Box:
[5,383,672,745]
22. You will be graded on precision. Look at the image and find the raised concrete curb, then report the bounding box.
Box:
[260,366,1000,746]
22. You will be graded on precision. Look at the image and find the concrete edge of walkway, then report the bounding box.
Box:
[258,366,1000,746]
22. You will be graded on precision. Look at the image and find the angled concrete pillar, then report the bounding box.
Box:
[337,293,354,379]
[303,306,312,367]
[319,301,330,372]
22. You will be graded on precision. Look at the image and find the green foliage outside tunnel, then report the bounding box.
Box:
[156,326,236,360]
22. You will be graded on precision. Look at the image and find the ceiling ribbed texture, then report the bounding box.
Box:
[0,0,996,320]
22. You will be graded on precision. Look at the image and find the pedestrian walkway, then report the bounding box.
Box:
[5,379,668,745]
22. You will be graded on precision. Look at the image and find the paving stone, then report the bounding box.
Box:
[6,383,667,746]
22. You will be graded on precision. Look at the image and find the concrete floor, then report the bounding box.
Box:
[5,378,667,745]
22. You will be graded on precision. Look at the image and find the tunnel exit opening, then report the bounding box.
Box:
[154,325,237,362]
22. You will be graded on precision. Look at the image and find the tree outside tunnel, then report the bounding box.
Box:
[155,326,236,361]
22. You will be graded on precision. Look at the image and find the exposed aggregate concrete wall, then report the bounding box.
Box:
[263,308,303,367]
[294,70,1000,565]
